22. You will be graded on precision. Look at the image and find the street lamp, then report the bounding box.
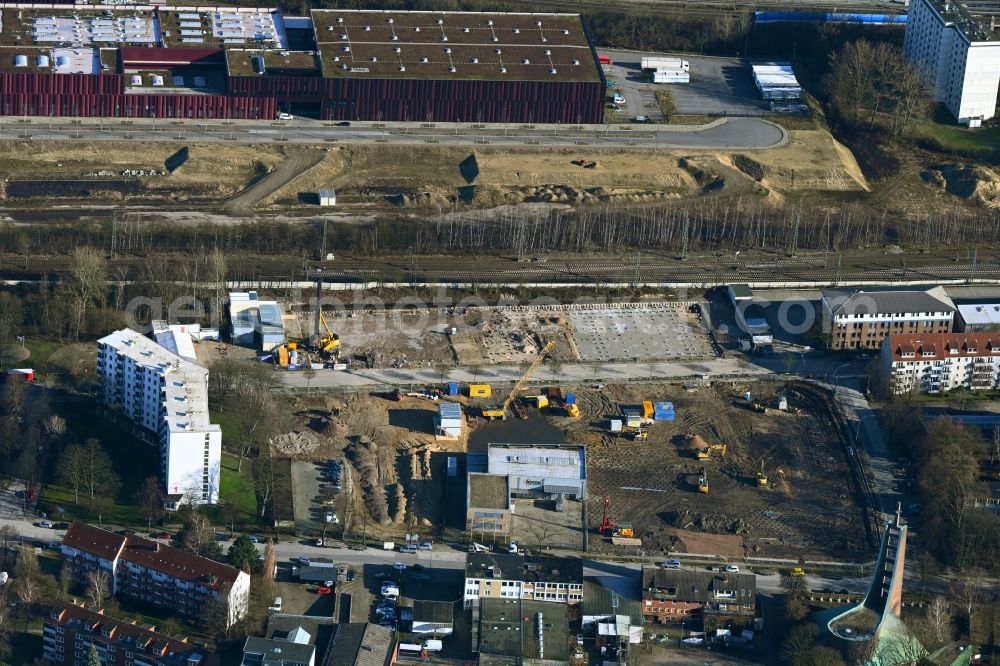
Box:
[831,362,853,399]
[854,413,877,446]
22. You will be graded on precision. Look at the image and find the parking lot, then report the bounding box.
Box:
[290,459,344,535]
[601,49,766,117]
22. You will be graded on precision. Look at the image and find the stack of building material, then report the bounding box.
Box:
[751,63,802,100]
[436,402,463,439]
[642,56,690,83]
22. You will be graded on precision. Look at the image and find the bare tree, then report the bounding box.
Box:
[924,596,954,648]
[303,367,316,395]
[42,415,67,442]
[135,476,165,532]
[179,512,216,555]
[13,576,38,605]
[0,526,19,555]
[81,438,120,504]
[85,570,110,608]
[68,246,108,340]
[263,539,276,580]
[207,247,227,325]
[234,385,277,472]
[57,443,86,504]
[253,458,275,519]
[951,566,986,627]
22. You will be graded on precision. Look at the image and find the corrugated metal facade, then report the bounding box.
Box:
[0,92,276,118]
[229,76,605,124]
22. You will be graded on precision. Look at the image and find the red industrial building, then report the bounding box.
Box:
[0,7,604,122]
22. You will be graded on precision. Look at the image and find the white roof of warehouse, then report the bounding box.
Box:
[958,303,1000,326]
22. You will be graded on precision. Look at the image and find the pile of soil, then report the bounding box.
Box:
[270,430,323,455]
[922,163,1000,207]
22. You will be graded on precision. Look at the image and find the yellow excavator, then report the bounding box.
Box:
[696,444,727,460]
[481,341,557,420]
[698,468,709,494]
[757,460,769,487]
[317,310,340,357]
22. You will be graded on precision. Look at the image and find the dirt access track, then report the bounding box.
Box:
[567,380,869,561]
[0,128,866,212]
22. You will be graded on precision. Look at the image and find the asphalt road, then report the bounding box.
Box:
[0,115,786,150]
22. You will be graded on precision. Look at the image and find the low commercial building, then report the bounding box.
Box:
[880,332,1000,394]
[821,287,956,351]
[640,567,756,625]
[486,443,586,499]
[43,600,218,666]
[904,0,1000,125]
[955,303,1000,332]
[463,553,583,608]
[242,615,337,666]
[582,580,644,638]
[61,522,250,628]
[400,600,454,636]
[466,473,513,537]
[436,402,463,439]
[96,328,221,506]
[318,623,394,666]
[229,291,285,351]
[477,598,571,666]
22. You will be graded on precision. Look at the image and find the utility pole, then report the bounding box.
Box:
[320,220,328,260]
[923,213,932,254]
[835,254,842,286]
[633,251,641,288]
[110,211,117,259]
[971,248,978,283]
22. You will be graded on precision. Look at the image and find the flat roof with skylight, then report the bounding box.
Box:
[311,9,600,82]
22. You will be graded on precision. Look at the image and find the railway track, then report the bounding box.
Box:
[3,251,999,286]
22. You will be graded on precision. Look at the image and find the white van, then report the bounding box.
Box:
[270,596,282,613]
[422,639,443,652]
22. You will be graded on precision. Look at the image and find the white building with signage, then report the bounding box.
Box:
[486,443,586,500]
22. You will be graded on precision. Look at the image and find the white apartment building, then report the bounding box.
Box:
[96,328,222,506]
[880,332,1000,393]
[904,0,1000,126]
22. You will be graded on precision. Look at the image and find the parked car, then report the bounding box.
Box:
[723,564,740,573]
[399,545,417,554]
[277,112,294,120]
[35,521,53,529]
[324,580,334,587]
[53,522,70,530]
[299,556,311,565]
[315,586,332,595]
[336,121,351,127]
[392,562,406,572]
[659,560,682,569]
[417,542,433,550]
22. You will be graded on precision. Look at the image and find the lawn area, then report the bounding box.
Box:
[913,117,1000,160]
[22,338,60,375]
[37,391,158,528]
[219,451,258,522]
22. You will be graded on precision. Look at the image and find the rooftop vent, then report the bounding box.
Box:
[499,66,506,73]
[549,68,557,74]
[370,56,377,62]
[437,18,444,24]
[571,59,580,65]
[563,29,570,35]
[536,20,543,26]
[420,57,428,63]
[391,34,398,40]
[495,48,502,54]
[342,46,350,51]
[492,36,498,42]
[487,19,494,25]
[387,18,393,23]
[336,17,343,23]
[364,25,370,31]
[444,47,451,53]
[394,46,401,53]
[512,28,520,34]
[544,49,551,55]
[326,25,334,30]
[442,35,448,41]
[340,34,348,40]
[541,36,547,42]
[463,27,470,33]
[399,65,405,71]
[414,26,421,32]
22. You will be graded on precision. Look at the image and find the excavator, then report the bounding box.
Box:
[756,460,769,488]
[696,443,727,460]
[698,468,709,494]
[481,341,557,420]
[316,310,340,358]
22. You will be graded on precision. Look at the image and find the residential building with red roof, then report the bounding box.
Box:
[61,522,250,628]
[880,332,1000,394]
[43,600,219,666]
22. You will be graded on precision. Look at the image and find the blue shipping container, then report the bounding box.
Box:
[448,382,459,396]
[565,392,577,405]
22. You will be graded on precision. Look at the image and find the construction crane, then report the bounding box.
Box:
[597,496,627,536]
[481,341,556,420]
[317,310,340,357]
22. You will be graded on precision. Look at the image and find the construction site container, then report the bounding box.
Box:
[625,415,642,429]
[565,392,576,405]
[642,401,654,419]
[654,401,675,421]
[641,56,689,71]
[610,418,623,432]
[448,382,459,396]
[469,384,492,398]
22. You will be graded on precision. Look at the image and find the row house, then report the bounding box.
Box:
[880,332,1000,394]
[640,568,756,624]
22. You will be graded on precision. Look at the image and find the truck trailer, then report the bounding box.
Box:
[641,56,689,71]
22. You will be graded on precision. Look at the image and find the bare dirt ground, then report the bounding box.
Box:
[223,147,327,214]
[568,381,867,560]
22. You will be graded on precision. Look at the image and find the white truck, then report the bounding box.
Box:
[641,56,689,71]
[468,542,490,553]
[383,541,395,551]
